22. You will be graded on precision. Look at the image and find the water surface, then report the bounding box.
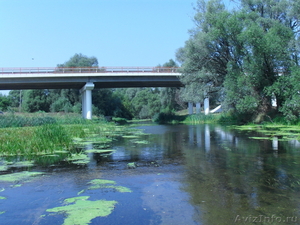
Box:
[1,124,300,224]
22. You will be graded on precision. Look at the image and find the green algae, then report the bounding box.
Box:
[132,140,149,144]
[0,165,8,172]
[122,135,139,138]
[88,179,116,189]
[0,196,6,200]
[85,149,115,154]
[77,190,85,195]
[10,161,35,168]
[127,162,136,169]
[46,196,117,225]
[0,171,44,183]
[65,154,90,165]
[249,136,274,140]
[232,124,300,141]
[78,179,132,193]
[107,185,132,193]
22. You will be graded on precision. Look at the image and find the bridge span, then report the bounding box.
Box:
[0,67,183,119]
[0,67,182,90]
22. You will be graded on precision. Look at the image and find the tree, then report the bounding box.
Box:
[158,59,182,113]
[57,53,98,68]
[0,94,10,111]
[177,0,299,122]
[22,90,50,112]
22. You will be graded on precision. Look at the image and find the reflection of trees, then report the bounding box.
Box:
[180,125,300,224]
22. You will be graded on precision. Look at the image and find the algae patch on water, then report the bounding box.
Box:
[65,154,90,165]
[46,196,117,225]
[88,179,132,193]
[0,171,44,183]
[78,179,132,194]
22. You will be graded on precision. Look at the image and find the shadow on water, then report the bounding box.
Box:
[1,123,300,224]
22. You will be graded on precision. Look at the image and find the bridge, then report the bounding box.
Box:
[0,67,183,119]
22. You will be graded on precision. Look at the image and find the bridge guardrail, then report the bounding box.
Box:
[0,67,179,74]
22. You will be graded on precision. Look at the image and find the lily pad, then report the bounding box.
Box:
[46,196,117,225]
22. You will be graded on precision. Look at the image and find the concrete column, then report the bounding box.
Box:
[188,102,193,115]
[80,82,94,119]
[81,90,86,118]
[204,97,210,115]
[196,103,201,114]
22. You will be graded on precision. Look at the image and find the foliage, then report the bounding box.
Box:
[152,112,186,124]
[22,90,51,112]
[57,53,98,68]
[177,0,300,123]
[0,94,10,111]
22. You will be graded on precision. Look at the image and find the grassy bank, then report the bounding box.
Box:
[0,114,130,166]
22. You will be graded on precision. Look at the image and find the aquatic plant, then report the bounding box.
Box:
[46,196,117,225]
[0,171,44,183]
[231,124,300,141]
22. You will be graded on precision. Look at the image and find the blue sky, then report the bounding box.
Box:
[0,0,197,68]
[0,0,236,94]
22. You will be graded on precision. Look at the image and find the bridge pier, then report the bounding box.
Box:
[80,82,94,119]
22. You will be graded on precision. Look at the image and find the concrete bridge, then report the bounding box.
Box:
[0,67,209,119]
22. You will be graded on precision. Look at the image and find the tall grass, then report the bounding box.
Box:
[183,114,221,124]
[0,113,123,158]
[0,124,73,156]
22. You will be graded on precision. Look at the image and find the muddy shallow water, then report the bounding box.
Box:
[1,124,300,225]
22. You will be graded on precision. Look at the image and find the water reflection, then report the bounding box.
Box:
[126,124,300,224]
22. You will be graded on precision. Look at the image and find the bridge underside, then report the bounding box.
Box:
[0,76,182,90]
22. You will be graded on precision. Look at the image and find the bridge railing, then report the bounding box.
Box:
[0,67,180,74]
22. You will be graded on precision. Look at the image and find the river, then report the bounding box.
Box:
[1,124,300,225]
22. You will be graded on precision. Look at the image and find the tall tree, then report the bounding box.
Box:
[177,0,299,122]
[159,59,182,113]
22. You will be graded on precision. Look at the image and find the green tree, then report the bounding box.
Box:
[159,59,182,113]
[0,94,10,111]
[177,0,299,122]
[22,90,50,112]
[49,53,99,112]
[57,53,98,68]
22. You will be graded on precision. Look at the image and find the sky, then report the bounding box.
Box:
[0,0,236,94]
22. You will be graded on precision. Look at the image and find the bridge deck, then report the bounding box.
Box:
[0,67,182,90]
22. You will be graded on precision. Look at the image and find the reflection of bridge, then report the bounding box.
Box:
[0,67,210,119]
